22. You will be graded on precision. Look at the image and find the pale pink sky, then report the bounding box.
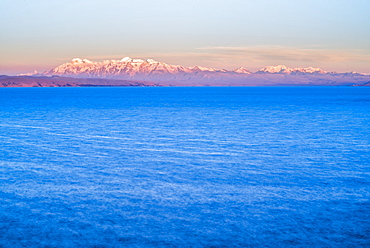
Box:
[1,0,369,75]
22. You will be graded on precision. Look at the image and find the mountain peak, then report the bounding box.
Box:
[295,66,326,74]
[188,65,216,72]
[146,59,159,64]
[71,58,83,63]
[120,57,132,62]
[257,65,327,74]
[119,57,146,63]
[233,67,251,74]
[70,58,93,64]
[258,65,290,74]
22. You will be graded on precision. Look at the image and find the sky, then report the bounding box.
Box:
[1,0,370,75]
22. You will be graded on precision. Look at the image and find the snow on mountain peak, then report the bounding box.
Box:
[132,59,144,63]
[258,65,290,73]
[120,57,132,62]
[233,67,251,74]
[147,59,159,64]
[189,66,216,72]
[297,66,326,74]
[119,57,147,63]
[71,58,84,63]
[70,58,92,64]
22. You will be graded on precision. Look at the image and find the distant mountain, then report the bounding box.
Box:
[256,65,327,75]
[0,75,159,87]
[354,81,370,86]
[233,67,251,74]
[43,57,252,82]
[3,57,368,87]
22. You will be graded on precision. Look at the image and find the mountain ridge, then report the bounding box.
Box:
[41,57,367,78]
[42,57,252,80]
[5,57,369,87]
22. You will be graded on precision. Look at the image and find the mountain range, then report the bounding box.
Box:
[1,57,369,87]
[43,57,367,78]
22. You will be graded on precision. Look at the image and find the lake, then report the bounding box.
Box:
[0,87,369,247]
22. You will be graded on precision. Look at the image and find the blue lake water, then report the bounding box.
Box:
[0,87,369,247]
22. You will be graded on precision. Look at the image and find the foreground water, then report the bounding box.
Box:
[0,87,369,247]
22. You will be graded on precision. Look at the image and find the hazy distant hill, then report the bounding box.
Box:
[0,76,159,87]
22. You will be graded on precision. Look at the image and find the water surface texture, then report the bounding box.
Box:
[0,87,369,247]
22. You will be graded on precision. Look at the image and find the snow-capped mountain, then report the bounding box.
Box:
[36,57,370,86]
[43,57,253,80]
[233,67,252,74]
[46,57,224,79]
[256,65,327,74]
[48,57,188,78]
[46,57,353,79]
